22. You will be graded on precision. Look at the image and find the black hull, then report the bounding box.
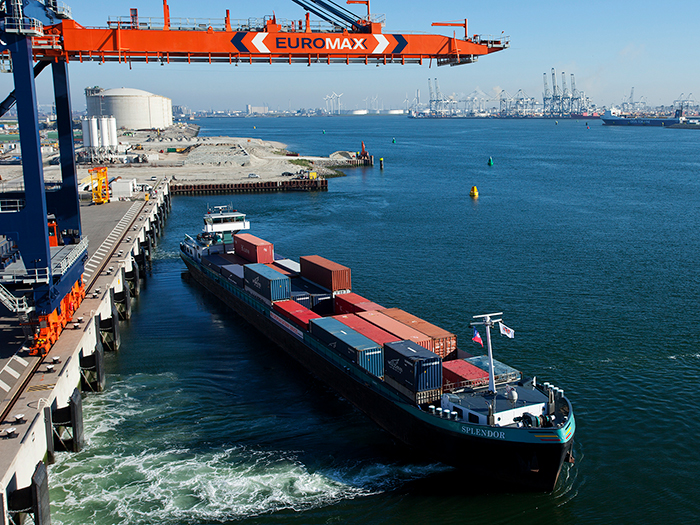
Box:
[183,260,573,491]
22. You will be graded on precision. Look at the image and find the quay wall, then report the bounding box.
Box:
[0,181,172,525]
[171,178,328,195]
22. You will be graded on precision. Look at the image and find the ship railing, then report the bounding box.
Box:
[473,34,510,49]
[3,17,44,36]
[53,1,73,19]
[443,377,489,393]
[443,371,522,393]
[104,16,355,34]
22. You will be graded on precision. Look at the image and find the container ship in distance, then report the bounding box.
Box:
[179,205,576,491]
[602,107,684,126]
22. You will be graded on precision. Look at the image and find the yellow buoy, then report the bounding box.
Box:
[470,186,479,199]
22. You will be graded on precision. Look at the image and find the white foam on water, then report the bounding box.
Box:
[51,444,446,524]
[49,374,447,525]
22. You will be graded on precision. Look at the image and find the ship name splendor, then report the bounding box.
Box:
[461,426,507,440]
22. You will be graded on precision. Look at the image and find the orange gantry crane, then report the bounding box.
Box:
[30,0,508,67]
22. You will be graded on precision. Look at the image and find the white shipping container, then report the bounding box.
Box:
[111,179,137,198]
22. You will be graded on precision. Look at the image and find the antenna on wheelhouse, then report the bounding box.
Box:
[471,312,504,394]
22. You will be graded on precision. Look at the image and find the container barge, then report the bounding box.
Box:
[179,205,576,491]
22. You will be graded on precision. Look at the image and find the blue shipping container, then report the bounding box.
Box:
[291,291,311,308]
[383,340,442,392]
[309,317,384,377]
[243,263,291,303]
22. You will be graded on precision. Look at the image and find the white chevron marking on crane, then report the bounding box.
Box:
[252,33,270,53]
[373,34,389,54]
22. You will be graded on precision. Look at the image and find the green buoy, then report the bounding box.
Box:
[487,157,494,166]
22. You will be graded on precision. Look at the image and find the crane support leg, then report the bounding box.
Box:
[3,34,51,272]
[47,60,82,241]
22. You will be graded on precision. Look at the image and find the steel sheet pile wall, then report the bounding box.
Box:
[300,255,351,292]
[383,340,442,404]
[442,359,489,390]
[333,314,400,346]
[466,356,521,384]
[334,292,384,315]
[357,310,431,349]
[309,317,383,378]
[272,299,321,330]
[381,308,457,358]
[243,263,291,305]
[234,233,275,264]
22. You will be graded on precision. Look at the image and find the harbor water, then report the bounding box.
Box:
[49,117,700,524]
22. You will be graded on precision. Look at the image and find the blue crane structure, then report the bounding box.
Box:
[0,0,87,353]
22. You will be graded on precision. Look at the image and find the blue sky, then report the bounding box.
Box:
[4,0,699,111]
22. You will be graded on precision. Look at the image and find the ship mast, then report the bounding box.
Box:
[471,312,503,393]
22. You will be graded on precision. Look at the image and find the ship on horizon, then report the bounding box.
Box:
[602,107,684,126]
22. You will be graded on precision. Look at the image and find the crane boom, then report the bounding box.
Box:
[28,1,508,67]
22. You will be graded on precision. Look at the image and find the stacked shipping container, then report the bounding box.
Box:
[357,310,432,349]
[272,300,321,330]
[466,356,521,384]
[381,308,457,358]
[309,317,383,377]
[334,292,384,315]
[442,359,490,390]
[333,314,399,346]
[383,340,442,404]
[300,255,351,292]
[234,233,274,264]
[243,263,291,305]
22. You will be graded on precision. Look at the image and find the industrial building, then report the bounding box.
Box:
[85,87,173,130]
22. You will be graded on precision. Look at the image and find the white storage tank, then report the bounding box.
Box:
[81,118,92,148]
[85,86,173,130]
[98,117,110,148]
[108,117,118,148]
[89,117,99,149]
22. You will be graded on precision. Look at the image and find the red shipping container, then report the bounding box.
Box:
[272,300,321,330]
[333,314,400,346]
[442,359,489,389]
[300,255,351,292]
[356,310,431,349]
[334,293,384,314]
[234,233,274,264]
[381,308,457,358]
